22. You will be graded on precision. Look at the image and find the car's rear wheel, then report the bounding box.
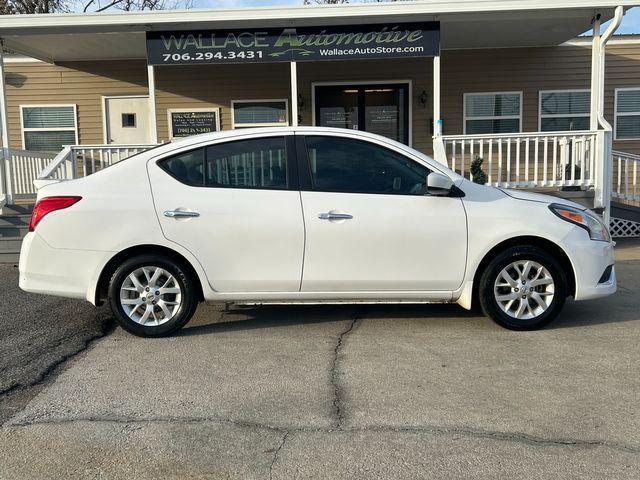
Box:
[479,246,567,330]
[108,254,198,337]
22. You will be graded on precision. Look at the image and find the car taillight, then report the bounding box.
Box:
[29,196,82,232]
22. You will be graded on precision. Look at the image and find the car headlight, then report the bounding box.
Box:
[549,204,611,242]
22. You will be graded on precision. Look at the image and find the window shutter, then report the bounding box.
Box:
[22,106,76,129]
[233,102,287,126]
[540,91,590,115]
[616,89,640,139]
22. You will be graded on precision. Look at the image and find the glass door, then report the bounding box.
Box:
[314,83,409,145]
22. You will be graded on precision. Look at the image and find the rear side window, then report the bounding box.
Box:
[158,137,287,190]
[206,137,287,189]
[160,149,205,186]
[305,136,430,195]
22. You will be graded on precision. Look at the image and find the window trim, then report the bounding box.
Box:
[463,91,523,135]
[538,89,591,132]
[231,99,289,129]
[20,104,79,150]
[121,113,137,128]
[614,87,640,141]
[166,107,221,140]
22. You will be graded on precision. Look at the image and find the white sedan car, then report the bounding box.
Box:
[20,127,615,336]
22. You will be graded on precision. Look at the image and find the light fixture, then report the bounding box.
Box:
[420,90,428,107]
[297,94,304,108]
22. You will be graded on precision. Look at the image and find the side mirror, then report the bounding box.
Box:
[426,172,454,196]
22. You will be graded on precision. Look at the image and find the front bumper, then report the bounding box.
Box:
[565,230,616,301]
[19,232,110,302]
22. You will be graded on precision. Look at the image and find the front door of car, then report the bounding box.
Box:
[298,134,467,292]
[148,133,304,293]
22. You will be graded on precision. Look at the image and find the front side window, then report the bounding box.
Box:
[21,105,78,151]
[305,136,429,195]
[464,92,521,135]
[615,89,640,139]
[539,90,590,132]
[159,137,287,190]
[232,100,288,128]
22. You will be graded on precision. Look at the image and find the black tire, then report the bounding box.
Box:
[478,245,567,330]
[108,254,199,337]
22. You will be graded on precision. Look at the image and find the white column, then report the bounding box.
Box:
[290,61,298,127]
[433,55,441,136]
[432,55,448,165]
[0,45,12,204]
[147,64,158,144]
[589,17,601,131]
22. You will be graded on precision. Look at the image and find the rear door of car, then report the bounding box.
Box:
[147,132,305,293]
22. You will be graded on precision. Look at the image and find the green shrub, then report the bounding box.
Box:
[470,155,488,185]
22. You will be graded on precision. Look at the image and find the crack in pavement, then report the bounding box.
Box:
[329,316,358,429]
[0,321,114,398]
[269,430,290,480]
[6,415,640,455]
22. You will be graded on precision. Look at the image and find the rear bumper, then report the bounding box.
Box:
[19,232,110,302]
[567,232,616,301]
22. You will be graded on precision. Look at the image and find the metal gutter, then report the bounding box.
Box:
[0,0,633,32]
[598,5,625,131]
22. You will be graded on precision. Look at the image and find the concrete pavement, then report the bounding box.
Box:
[0,241,639,479]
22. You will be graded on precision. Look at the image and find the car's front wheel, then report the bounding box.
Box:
[479,245,567,330]
[108,254,198,337]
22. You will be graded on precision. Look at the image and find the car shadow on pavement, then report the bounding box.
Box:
[176,283,640,336]
[177,303,484,337]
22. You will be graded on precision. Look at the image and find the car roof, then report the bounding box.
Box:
[166,126,395,146]
[137,126,460,180]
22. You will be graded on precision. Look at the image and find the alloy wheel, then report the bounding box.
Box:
[119,266,182,326]
[493,260,555,320]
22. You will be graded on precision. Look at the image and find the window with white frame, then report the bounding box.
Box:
[615,88,640,140]
[539,90,590,132]
[21,105,78,151]
[232,100,288,128]
[464,92,521,135]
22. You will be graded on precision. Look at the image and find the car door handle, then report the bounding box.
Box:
[163,210,200,218]
[318,211,353,220]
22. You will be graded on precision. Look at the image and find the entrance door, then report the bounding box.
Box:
[104,96,152,144]
[314,83,410,145]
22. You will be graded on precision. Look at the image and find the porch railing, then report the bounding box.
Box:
[38,144,157,181]
[612,150,640,202]
[442,131,599,189]
[2,149,59,197]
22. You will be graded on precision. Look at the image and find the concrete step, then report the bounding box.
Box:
[0,215,31,227]
[1,204,34,215]
[0,238,24,252]
[0,252,19,264]
[0,225,29,238]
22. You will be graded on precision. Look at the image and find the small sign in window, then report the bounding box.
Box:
[121,113,136,128]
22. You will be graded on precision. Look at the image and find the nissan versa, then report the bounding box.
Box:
[19,127,616,337]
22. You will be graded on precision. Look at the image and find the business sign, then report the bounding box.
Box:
[146,22,439,65]
[168,109,219,138]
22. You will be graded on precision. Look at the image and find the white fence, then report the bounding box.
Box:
[1,149,58,197]
[39,144,157,181]
[442,131,599,189]
[612,150,640,202]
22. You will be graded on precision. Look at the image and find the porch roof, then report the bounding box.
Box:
[0,0,636,62]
